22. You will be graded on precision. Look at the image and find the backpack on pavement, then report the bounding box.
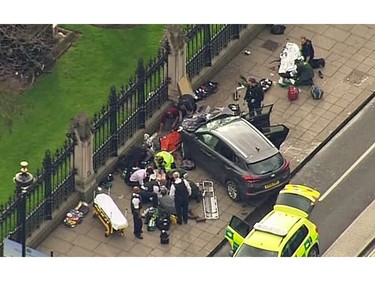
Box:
[160,230,170,244]
[259,78,273,93]
[270,25,286,35]
[288,85,300,101]
[310,58,325,69]
[311,86,324,100]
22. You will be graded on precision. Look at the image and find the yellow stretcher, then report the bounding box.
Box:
[93,193,128,237]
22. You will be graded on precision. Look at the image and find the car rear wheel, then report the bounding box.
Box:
[308,245,319,257]
[226,180,241,202]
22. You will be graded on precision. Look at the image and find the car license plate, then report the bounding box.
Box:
[265,180,279,189]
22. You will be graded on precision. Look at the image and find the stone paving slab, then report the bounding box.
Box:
[36,24,375,257]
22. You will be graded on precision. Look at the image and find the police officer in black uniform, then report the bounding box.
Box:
[130,186,143,239]
[169,171,192,225]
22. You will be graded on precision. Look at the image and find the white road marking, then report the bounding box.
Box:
[319,141,375,202]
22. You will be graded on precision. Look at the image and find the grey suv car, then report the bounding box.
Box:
[181,114,290,202]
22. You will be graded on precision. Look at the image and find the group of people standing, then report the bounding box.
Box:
[129,95,198,239]
[130,167,193,239]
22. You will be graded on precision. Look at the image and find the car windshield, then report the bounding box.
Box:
[247,153,284,175]
[275,193,313,215]
[235,244,278,257]
[196,115,239,133]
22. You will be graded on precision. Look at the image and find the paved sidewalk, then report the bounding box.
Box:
[37,24,375,257]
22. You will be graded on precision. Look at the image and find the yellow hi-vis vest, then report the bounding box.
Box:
[154,151,175,172]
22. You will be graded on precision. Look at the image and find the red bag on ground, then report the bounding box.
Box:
[288,85,299,101]
[160,131,181,153]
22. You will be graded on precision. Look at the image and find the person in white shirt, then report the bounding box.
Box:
[128,167,154,187]
[169,171,192,224]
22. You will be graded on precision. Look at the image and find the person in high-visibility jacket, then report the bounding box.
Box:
[154,150,176,173]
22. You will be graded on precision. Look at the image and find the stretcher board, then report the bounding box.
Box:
[178,76,194,95]
[202,181,219,220]
[93,193,128,237]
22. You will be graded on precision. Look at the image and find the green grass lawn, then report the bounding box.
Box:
[0,24,166,204]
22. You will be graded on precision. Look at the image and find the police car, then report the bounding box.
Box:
[225,184,320,257]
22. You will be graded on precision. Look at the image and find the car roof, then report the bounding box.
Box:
[244,210,301,251]
[213,118,278,162]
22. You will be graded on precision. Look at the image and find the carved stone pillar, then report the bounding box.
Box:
[68,112,96,201]
[163,24,187,102]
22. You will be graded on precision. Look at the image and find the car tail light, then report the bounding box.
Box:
[282,159,290,171]
[242,175,261,183]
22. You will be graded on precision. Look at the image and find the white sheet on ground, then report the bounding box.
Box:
[278,42,304,75]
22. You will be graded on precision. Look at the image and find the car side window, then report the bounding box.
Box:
[229,216,250,238]
[281,240,292,257]
[197,133,219,150]
[281,224,309,257]
[215,141,237,162]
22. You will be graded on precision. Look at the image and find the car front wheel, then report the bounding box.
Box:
[226,180,241,202]
[308,245,319,257]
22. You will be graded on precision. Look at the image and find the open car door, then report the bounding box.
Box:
[225,215,251,253]
[261,124,289,149]
[274,184,321,218]
[245,104,273,130]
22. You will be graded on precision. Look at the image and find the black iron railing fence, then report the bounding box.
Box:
[185,24,247,79]
[0,140,75,255]
[92,42,170,172]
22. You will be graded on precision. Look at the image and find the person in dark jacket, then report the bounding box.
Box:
[140,180,159,208]
[169,171,192,224]
[159,105,182,136]
[244,78,264,117]
[130,186,143,239]
[301,36,325,69]
[177,94,197,118]
[158,187,176,216]
[300,36,315,64]
[294,60,315,86]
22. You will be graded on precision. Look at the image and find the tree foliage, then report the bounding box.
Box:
[0,24,57,93]
[0,24,56,135]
